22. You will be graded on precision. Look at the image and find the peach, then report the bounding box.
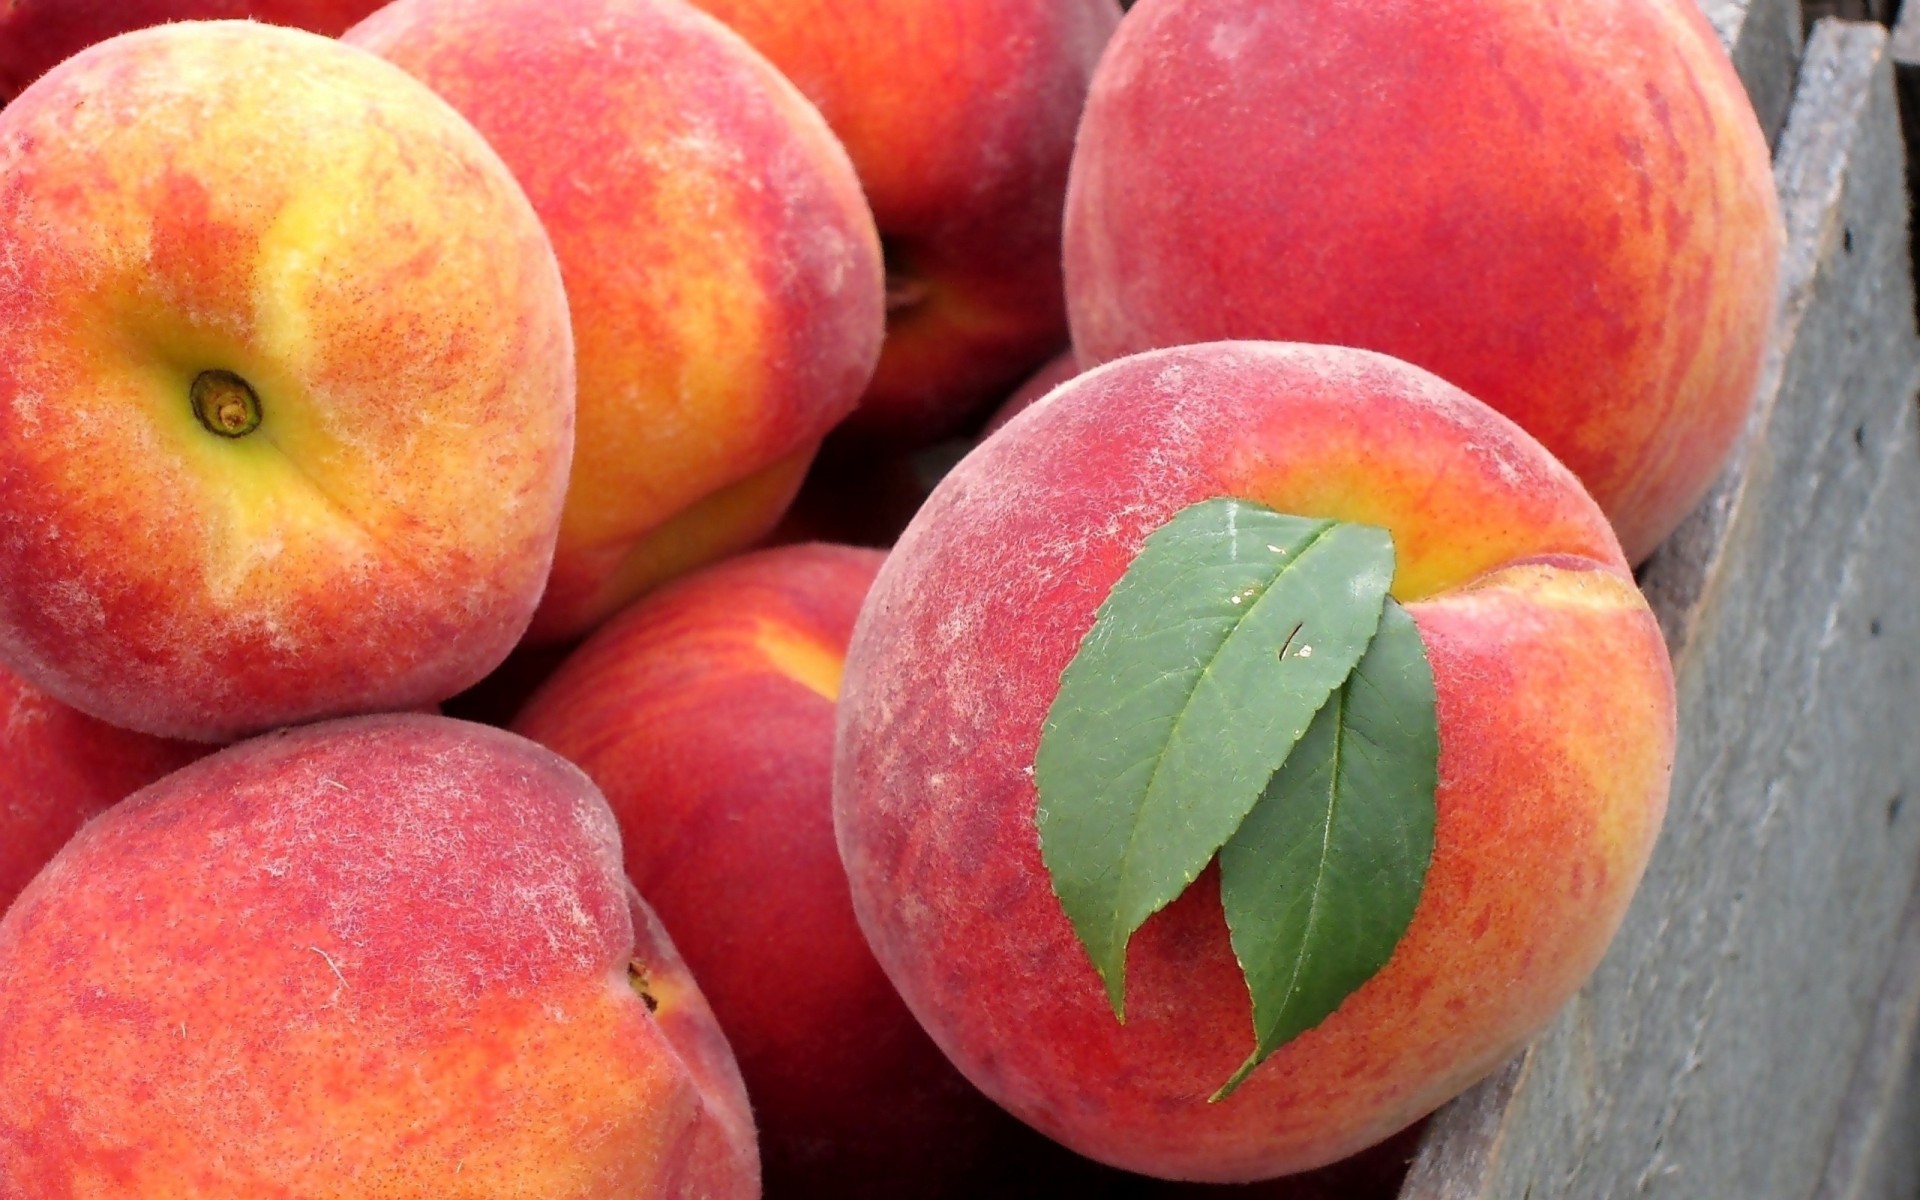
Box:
[514,543,1060,1196]
[1064,0,1782,562]
[0,664,204,913]
[0,714,758,1197]
[0,1,387,101]
[834,342,1675,1180]
[0,22,574,742]
[347,0,885,644]
[685,0,1122,447]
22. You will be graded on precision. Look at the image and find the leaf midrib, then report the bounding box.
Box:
[1100,517,1337,976]
[1270,685,1346,1030]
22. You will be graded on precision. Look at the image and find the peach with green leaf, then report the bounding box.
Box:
[833,341,1675,1180]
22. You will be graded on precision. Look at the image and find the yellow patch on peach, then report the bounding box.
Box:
[557,185,771,553]
[753,620,846,700]
[560,446,818,638]
[1214,364,1623,602]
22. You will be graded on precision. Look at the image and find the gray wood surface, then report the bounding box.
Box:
[1855,29,1920,1200]
[1890,0,1920,226]
[1894,0,1920,56]
[1807,1,1902,28]
[1401,20,1920,1200]
[1702,0,1808,146]
[1812,881,1920,1200]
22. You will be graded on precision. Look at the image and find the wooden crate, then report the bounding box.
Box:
[1811,2,1905,30]
[1701,0,1808,144]
[1398,11,1920,1199]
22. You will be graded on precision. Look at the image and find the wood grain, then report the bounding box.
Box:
[1806,1,1902,29]
[1402,20,1920,1200]
[1812,880,1920,1200]
[1703,0,1809,146]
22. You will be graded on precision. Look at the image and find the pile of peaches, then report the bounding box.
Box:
[0,0,1781,1195]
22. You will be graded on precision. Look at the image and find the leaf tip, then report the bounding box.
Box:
[1102,967,1128,1024]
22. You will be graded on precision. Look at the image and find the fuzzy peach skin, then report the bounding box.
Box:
[685,0,1121,448]
[983,348,1083,436]
[834,343,1676,1181]
[0,22,574,742]
[1064,0,1782,563]
[0,664,205,913]
[515,543,1068,1197]
[0,2,387,102]
[347,0,884,644]
[0,714,758,1198]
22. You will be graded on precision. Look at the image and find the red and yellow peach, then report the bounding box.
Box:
[0,714,757,1197]
[0,22,575,741]
[688,0,1122,447]
[1065,0,1783,561]
[835,342,1675,1180]
[515,543,1058,1196]
[348,0,886,643]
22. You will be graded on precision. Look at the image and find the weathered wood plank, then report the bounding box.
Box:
[1402,20,1920,1200]
[1812,878,1920,1200]
[1888,0,1920,259]
[1701,0,1807,146]
[1806,1,1901,28]
[1894,0,1920,57]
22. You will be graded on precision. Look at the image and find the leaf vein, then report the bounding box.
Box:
[1271,686,1348,1025]
[1101,519,1340,948]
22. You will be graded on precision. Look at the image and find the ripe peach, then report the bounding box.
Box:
[835,342,1675,1180]
[515,543,1056,1196]
[686,0,1122,447]
[0,22,574,741]
[0,664,204,913]
[1065,0,1782,562]
[348,0,885,643]
[0,1,386,101]
[0,714,757,1197]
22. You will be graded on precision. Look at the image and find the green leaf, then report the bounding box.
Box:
[1034,498,1396,1019]
[1213,599,1439,1100]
